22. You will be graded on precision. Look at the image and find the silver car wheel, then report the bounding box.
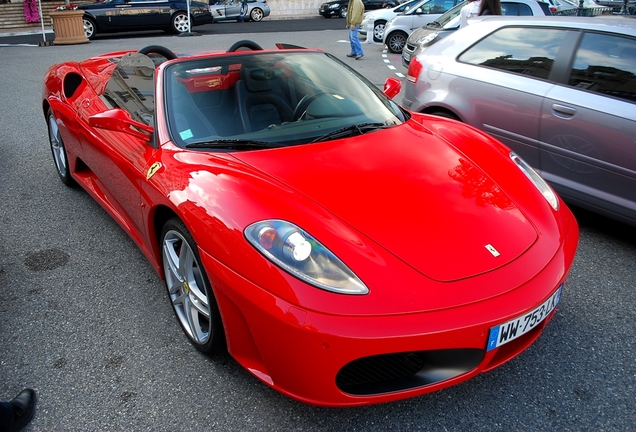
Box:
[83,17,95,39]
[250,7,264,21]
[373,21,386,42]
[172,12,190,33]
[387,31,407,53]
[163,229,211,345]
[47,109,74,186]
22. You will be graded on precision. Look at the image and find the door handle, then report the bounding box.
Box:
[551,104,577,118]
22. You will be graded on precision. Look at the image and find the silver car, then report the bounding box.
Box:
[382,0,462,53]
[210,0,271,22]
[402,0,552,67]
[402,16,636,225]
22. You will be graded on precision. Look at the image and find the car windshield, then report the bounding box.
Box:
[427,0,466,28]
[163,51,407,149]
[404,0,441,15]
[394,0,424,12]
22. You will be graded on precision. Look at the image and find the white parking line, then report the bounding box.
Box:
[382,48,405,80]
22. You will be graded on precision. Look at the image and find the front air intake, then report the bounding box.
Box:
[336,349,483,396]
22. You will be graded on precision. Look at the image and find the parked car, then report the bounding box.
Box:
[79,0,213,40]
[402,0,552,66]
[382,0,463,53]
[360,0,422,42]
[210,0,271,22]
[403,16,636,226]
[595,0,635,12]
[558,0,615,15]
[42,40,578,407]
[319,0,400,19]
[545,0,576,13]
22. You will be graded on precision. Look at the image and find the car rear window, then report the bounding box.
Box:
[459,26,566,80]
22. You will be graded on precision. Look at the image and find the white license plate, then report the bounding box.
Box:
[486,285,562,352]
[403,52,411,62]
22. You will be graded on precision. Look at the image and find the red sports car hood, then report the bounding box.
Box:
[234,123,537,282]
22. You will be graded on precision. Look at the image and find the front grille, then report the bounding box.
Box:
[336,349,483,396]
[405,43,416,52]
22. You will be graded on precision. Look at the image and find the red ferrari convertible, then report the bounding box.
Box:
[42,41,579,407]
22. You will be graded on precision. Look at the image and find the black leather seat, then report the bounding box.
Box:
[235,67,294,133]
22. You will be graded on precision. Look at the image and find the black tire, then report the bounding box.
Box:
[386,31,407,53]
[170,11,190,34]
[161,217,226,354]
[373,20,386,43]
[46,108,75,187]
[429,110,461,121]
[83,17,96,40]
[250,7,264,21]
[339,6,348,18]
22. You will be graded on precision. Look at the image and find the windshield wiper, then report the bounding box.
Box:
[312,123,389,143]
[427,21,441,28]
[186,139,275,150]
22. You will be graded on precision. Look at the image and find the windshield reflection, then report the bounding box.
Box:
[163,51,407,149]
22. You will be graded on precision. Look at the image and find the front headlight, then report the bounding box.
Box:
[245,220,369,295]
[510,152,559,211]
[329,3,340,9]
[417,32,438,45]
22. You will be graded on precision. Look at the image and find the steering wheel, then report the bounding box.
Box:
[138,45,177,60]
[227,40,264,52]
[292,92,327,121]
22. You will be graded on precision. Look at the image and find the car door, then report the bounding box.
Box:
[213,0,242,19]
[117,0,173,28]
[90,0,127,29]
[539,31,636,221]
[76,54,158,239]
[453,26,568,167]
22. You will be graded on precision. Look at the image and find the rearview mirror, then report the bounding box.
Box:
[89,109,154,142]
[383,77,402,99]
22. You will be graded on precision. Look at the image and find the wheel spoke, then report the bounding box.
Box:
[163,238,184,284]
[162,228,211,345]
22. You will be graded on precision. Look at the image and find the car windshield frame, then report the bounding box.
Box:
[161,51,408,150]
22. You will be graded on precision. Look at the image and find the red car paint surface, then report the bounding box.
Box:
[42,43,579,407]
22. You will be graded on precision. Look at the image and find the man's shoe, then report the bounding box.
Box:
[355,54,364,60]
[346,53,356,58]
[8,389,37,432]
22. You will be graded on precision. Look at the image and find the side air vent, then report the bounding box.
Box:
[63,73,83,99]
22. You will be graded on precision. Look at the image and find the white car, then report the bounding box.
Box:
[360,0,422,42]
[382,0,462,53]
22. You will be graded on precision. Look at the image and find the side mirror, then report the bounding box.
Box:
[89,109,154,142]
[415,7,423,14]
[383,77,402,99]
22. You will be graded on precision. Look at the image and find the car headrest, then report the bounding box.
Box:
[240,67,284,92]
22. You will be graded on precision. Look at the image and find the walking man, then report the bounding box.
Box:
[346,0,364,60]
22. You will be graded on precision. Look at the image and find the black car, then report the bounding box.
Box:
[80,0,214,40]
[319,0,401,18]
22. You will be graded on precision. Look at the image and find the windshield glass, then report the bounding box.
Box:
[430,0,466,28]
[395,0,424,12]
[404,0,438,15]
[163,51,407,149]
